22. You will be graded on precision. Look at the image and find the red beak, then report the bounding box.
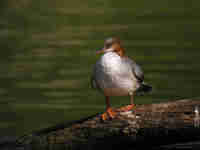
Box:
[96,48,114,54]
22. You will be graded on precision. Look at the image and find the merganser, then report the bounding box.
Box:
[91,37,152,120]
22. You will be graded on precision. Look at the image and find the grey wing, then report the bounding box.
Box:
[90,63,100,89]
[127,58,144,82]
[90,75,97,89]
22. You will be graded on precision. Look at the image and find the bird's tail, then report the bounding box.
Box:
[137,83,152,94]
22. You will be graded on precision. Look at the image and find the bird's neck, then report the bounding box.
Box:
[116,48,126,57]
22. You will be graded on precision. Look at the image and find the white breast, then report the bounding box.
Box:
[94,52,139,96]
[101,52,122,73]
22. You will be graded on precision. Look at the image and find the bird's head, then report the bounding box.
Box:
[96,37,125,57]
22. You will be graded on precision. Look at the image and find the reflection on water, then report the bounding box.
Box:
[0,0,200,137]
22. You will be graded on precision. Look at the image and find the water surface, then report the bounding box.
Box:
[0,0,200,137]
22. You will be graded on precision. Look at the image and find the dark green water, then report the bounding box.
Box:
[0,0,200,137]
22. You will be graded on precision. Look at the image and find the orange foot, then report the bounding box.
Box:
[101,108,117,121]
[117,104,135,112]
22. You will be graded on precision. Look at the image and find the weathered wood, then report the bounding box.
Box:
[15,99,200,150]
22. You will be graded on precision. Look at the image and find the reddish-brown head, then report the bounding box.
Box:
[96,37,125,57]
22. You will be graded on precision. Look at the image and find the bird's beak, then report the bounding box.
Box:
[96,47,114,54]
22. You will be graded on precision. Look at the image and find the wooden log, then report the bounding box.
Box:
[15,99,200,150]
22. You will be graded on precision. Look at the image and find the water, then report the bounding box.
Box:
[0,0,200,139]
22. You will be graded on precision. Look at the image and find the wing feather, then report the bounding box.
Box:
[90,63,100,89]
[126,58,144,82]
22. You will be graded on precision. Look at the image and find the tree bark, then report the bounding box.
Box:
[16,99,200,150]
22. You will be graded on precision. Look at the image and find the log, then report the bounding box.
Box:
[14,99,200,150]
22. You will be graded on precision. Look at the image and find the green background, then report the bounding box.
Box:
[0,0,200,136]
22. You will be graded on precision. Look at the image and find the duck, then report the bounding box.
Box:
[91,37,152,120]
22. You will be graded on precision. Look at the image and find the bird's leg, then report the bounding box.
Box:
[118,93,135,112]
[130,93,134,106]
[101,96,117,120]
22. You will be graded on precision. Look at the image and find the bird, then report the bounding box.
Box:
[91,37,152,120]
